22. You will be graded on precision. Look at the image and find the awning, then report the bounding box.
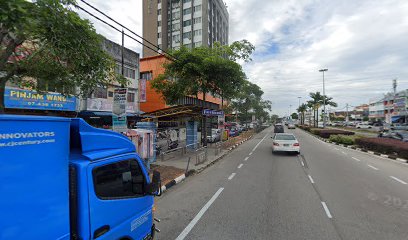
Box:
[78,111,140,118]
[391,116,403,123]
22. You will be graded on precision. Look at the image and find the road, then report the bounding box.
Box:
[154,127,408,240]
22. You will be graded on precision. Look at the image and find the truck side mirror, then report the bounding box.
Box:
[146,170,162,196]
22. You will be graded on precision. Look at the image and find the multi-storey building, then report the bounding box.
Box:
[143,0,229,57]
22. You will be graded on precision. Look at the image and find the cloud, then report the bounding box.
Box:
[76,0,408,116]
[226,0,408,116]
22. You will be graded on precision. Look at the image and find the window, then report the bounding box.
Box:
[173,34,180,42]
[157,9,161,15]
[193,29,202,36]
[183,19,192,27]
[140,71,153,80]
[193,17,201,24]
[93,160,145,199]
[158,0,161,3]
[183,7,191,15]
[127,92,135,103]
[183,31,192,39]
[183,0,191,3]
[108,91,113,98]
[157,21,161,27]
[172,23,180,31]
[195,41,202,46]
[94,87,107,99]
[123,67,136,79]
[193,4,201,12]
[157,32,162,38]
[172,11,180,20]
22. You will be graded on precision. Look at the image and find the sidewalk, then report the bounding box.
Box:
[151,131,254,188]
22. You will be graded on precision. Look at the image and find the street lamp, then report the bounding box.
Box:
[298,96,302,123]
[319,68,328,128]
[289,104,292,118]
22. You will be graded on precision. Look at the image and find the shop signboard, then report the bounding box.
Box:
[139,78,147,102]
[202,109,224,116]
[4,87,76,111]
[112,88,127,132]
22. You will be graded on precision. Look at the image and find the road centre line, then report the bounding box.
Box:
[321,201,333,218]
[367,164,379,170]
[301,160,305,167]
[390,176,407,185]
[249,152,253,156]
[244,157,249,161]
[175,188,224,240]
[352,157,361,162]
[237,163,243,169]
[228,173,236,180]
[308,175,315,184]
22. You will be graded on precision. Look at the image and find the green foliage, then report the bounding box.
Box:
[356,138,408,158]
[291,112,298,119]
[0,0,124,111]
[329,134,359,145]
[151,40,254,105]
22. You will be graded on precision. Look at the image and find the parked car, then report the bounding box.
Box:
[379,130,408,142]
[229,127,239,137]
[356,123,372,129]
[274,123,284,133]
[207,129,221,143]
[287,123,296,129]
[271,133,300,154]
[391,123,408,131]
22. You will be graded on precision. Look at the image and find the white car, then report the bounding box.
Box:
[356,123,372,129]
[272,133,300,154]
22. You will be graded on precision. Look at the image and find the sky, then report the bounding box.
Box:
[75,0,408,116]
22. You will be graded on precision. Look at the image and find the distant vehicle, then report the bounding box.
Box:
[391,123,408,131]
[287,123,296,129]
[207,129,221,143]
[356,123,372,129]
[271,133,300,154]
[274,123,284,133]
[379,130,408,142]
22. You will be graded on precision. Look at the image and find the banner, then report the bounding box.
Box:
[139,78,147,102]
[4,87,76,111]
[112,88,127,132]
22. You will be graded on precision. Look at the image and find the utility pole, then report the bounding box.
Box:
[289,105,292,119]
[319,68,328,128]
[346,103,349,122]
[298,97,302,123]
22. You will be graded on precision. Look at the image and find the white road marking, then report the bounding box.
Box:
[237,163,243,169]
[175,188,224,240]
[341,151,347,155]
[390,176,408,185]
[334,148,340,151]
[252,133,269,152]
[301,160,305,167]
[352,157,361,162]
[249,152,253,156]
[367,164,379,170]
[308,175,315,184]
[228,173,236,180]
[321,201,333,219]
[244,157,249,161]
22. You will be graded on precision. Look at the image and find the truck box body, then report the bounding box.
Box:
[0,115,155,240]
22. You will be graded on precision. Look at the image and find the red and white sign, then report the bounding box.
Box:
[139,78,147,102]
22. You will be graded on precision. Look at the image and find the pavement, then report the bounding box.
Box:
[153,126,408,240]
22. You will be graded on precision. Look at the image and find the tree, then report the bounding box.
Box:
[151,40,255,146]
[0,0,125,112]
[297,103,307,125]
[291,112,298,119]
[307,92,323,127]
[320,95,337,124]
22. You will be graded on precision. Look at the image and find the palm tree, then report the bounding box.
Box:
[308,92,324,127]
[320,96,338,124]
[297,103,308,125]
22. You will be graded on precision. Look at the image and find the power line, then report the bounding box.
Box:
[74,3,178,62]
[78,0,178,61]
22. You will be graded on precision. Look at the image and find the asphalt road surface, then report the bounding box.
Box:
[154,127,408,240]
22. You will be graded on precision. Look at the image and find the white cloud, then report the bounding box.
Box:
[77,0,408,116]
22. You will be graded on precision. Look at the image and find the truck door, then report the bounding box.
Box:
[88,156,154,240]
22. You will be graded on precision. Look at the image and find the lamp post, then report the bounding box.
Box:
[319,68,328,128]
[298,96,302,123]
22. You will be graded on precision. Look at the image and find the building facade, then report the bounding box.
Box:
[143,0,229,57]
[139,55,222,113]
[79,38,140,128]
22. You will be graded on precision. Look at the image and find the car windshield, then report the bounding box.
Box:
[275,134,296,140]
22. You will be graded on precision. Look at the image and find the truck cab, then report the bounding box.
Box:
[0,115,159,240]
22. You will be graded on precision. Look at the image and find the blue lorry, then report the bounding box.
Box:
[0,115,161,240]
